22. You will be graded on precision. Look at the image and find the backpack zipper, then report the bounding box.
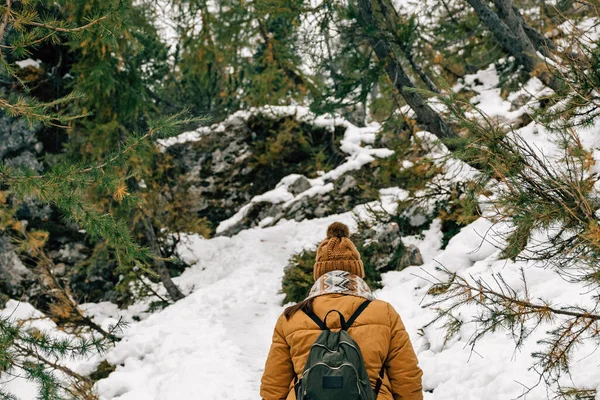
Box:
[311,340,361,354]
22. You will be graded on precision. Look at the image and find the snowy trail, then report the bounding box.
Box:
[91,213,600,400]
[94,215,355,400]
[4,209,598,399]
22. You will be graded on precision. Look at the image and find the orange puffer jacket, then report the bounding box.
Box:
[260,294,423,400]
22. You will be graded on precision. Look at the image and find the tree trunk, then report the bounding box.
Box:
[141,214,186,302]
[492,0,554,57]
[128,178,185,302]
[372,0,440,93]
[467,0,536,71]
[492,0,538,56]
[467,0,562,92]
[516,9,555,56]
[357,0,457,141]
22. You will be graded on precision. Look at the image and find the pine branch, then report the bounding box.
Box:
[425,266,600,386]
[427,269,600,322]
[21,15,110,33]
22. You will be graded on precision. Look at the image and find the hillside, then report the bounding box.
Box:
[1,0,600,399]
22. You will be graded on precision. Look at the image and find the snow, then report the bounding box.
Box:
[88,212,597,399]
[6,70,600,398]
[15,58,41,69]
[94,215,358,399]
[453,63,554,122]
[5,196,600,400]
[8,69,600,397]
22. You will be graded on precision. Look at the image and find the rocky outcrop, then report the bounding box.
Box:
[162,111,354,233]
[0,113,43,307]
[360,223,423,273]
[216,174,364,236]
[160,107,399,236]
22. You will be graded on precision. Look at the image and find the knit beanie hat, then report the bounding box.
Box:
[314,222,365,280]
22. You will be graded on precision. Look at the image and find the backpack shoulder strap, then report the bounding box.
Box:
[303,298,372,330]
[303,308,328,330]
[343,299,371,330]
[374,364,385,397]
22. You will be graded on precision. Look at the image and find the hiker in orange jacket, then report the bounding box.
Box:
[261,222,423,400]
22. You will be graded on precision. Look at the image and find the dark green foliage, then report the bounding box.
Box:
[248,116,346,185]
[0,314,124,399]
[161,0,313,120]
[281,249,316,304]
[164,114,346,232]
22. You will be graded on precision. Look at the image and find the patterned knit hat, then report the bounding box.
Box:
[314,222,365,280]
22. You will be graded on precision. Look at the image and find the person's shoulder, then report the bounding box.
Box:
[370,298,394,311]
[369,299,401,321]
[275,307,313,335]
[274,311,290,330]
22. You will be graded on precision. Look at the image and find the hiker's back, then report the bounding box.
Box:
[264,294,421,400]
[260,223,422,400]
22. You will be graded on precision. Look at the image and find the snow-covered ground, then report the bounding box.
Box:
[87,218,598,399]
[2,64,600,399]
[3,211,599,399]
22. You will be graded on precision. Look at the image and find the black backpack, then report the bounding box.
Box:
[295,300,385,400]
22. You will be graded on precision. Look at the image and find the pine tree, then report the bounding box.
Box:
[427,85,600,397]
[0,1,200,397]
[355,0,457,141]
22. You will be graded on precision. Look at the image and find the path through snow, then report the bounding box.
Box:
[94,215,356,399]
[91,212,600,400]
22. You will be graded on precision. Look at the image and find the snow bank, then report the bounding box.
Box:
[95,213,598,399]
[93,215,358,399]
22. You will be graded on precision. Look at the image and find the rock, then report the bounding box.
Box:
[53,263,66,277]
[338,175,357,195]
[509,93,531,112]
[287,175,312,195]
[373,222,400,242]
[0,235,33,287]
[163,113,347,233]
[397,245,424,269]
[49,242,88,264]
[313,203,329,218]
[361,223,404,273]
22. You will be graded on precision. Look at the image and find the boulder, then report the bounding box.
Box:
[397,244,424,269]
[287,176,312,195]
[0,235,35,306]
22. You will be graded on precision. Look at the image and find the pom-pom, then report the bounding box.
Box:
[327,222,349,238]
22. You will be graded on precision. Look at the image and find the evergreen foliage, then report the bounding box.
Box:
[425,32,600,395]
[1,0,600,396]
[0,1,202,397]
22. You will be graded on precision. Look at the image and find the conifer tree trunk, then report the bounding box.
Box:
[467,0,562,91]
[357,0,457,141]
[130,178,185,302]
[493,0,554,57]
[491,0,538,56]
[141,214,186,302]
[511,5,555,56]
[404,49,440,94]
